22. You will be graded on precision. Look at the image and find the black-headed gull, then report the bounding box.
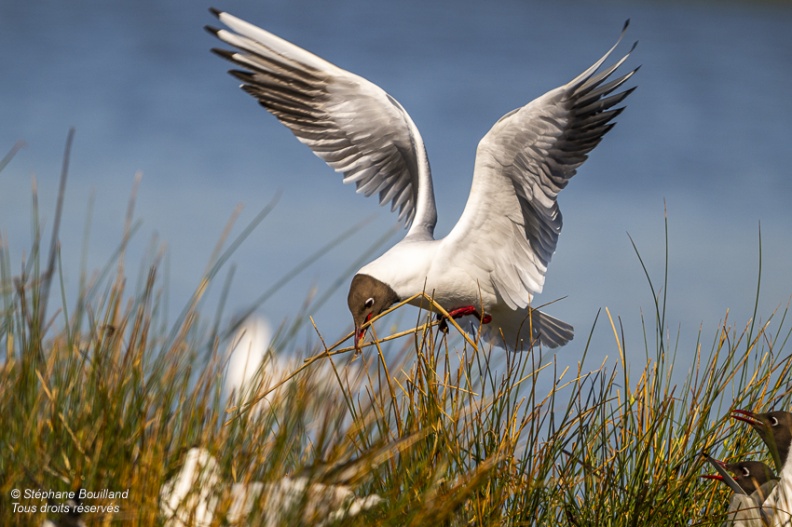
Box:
[702,455,777,495]
[732,410,792,471]
[207,10,638,352]
[702,454,777,527]
[731,409,792,525]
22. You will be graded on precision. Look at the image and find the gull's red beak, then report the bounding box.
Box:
[731,409,762,427]
[701,453,746,494]
[701,456,728,481]
[354,313,372,353]
[355,326,365,352]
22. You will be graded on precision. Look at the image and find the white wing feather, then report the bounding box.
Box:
[443,23,638,310]
[207,10,437,239]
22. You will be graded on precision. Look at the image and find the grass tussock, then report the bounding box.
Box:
[2,138,792,526]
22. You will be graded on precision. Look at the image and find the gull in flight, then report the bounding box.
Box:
[207,10,638,351]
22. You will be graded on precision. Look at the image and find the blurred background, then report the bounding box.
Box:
[1,0,791,368]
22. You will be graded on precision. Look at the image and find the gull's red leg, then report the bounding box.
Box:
[438,306,492,333]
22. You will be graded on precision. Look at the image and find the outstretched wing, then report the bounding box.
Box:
[444,22,638,310]
[207,9,437,239]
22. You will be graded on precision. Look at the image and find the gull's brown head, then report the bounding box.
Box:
[347,274,399,351]
[701,458,777,494]
[727,460,777,494]
[732,409,792,469]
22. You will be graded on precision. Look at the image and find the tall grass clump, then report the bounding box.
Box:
[2,137,792,526]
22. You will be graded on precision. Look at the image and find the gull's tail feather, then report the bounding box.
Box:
[481,309,573,351]
[533,310,574,349]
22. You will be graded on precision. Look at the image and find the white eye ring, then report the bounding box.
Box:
[742,467,751,477]
[771,416,780,426]
[365,298,375,308]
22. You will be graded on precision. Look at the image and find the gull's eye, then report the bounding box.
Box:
[365,298,375,309]
[771,416,780,426]
[742,467,751,477]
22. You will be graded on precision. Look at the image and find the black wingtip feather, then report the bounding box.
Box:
[204,25,221,37]
[209,7,222,18]
[618,85,639,101]
[211,48,237,61]
[229,69,255,83]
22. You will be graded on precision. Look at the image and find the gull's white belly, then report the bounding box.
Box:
[359,239,504,313]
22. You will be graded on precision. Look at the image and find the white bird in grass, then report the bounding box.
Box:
[701,454,777,527]
[160,434,423,526]
[160,449,221,527]
[222,315,366,416]
[160,447,379,527]
[222,315,273,409]
[763,454,792,526]
[732,409,792,526]
[207,10,638,352]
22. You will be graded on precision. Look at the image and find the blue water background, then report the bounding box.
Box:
[1,0,791,371]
